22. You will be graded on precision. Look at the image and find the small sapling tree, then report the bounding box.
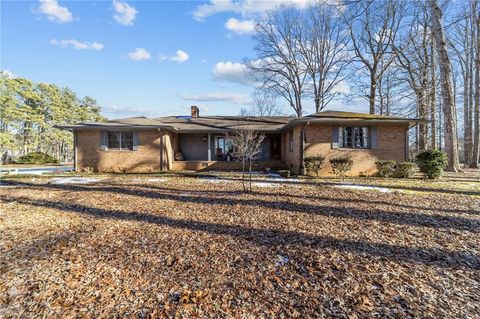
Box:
[227,129,265,192]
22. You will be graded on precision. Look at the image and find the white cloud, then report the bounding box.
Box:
[211,61,252,85]
[38,0,73,23]
[198,105,211,112]
[0,70,16,79]
[127,48,151,61]
[193,0,309,21]
[50,39,104,51]
[171,50,189,63]
[180,92,251,105]
[112,0,138,26]
[159,50,190,63]
[103,104,161,117]
[225,18,256,34]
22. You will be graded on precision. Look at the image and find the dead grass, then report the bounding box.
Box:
[0,175,479,318]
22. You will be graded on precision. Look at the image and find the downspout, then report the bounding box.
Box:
[73,130,77,172]
[158,128,164,172]
[406,125,410,162]
[299,121,310,175]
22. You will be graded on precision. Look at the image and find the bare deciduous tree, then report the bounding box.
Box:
[240,90,282,116]
[472,4,480,167]
[429,0,462,172]
[249,6,307,117]
[429,35,437,150]
[298,1,351,112]
[394,2,433,151]
[344,0,405,114]
[449,0,477,164]
[226,129,265,192]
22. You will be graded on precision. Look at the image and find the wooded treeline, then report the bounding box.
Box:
[248,0,480,170]
[0,72,104,164]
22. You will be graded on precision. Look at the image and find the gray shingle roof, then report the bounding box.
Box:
[155,116,294,132]
[56,111,424,131]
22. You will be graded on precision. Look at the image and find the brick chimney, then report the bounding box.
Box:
[191,105,199,118]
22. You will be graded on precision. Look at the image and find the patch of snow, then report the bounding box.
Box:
[267,172,281,178]
[334,183,393,193]
[198,177,232,184]
[147,178,167,182]
[244,171,263,175]
[263,177,302,184]
[251,177,302,188]
[252,182,277,188]
[178,192,194,196]
[197,175,302,187]
[50,177,101,185]
[0,168,18,175]
[20,166,72,175]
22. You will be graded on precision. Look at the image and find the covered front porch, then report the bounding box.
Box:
[171,132,286,171]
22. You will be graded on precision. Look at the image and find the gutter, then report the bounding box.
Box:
[280,118,427,132]
[54,125,173,131]
[158,128,164,172]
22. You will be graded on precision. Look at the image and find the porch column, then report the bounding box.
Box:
[207,133,211,161]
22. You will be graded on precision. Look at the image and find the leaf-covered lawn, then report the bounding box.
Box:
[0,176,479,318]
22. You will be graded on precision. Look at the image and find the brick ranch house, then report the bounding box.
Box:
[57,106,422,176]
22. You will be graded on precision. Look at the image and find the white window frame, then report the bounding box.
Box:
[339,127,370,149]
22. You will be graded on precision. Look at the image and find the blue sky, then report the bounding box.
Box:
[1,0,361,118]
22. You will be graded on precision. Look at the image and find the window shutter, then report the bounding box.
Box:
[132,131,139,151]
[332,126,339,149]
[100,131,107,151]
[371,127,378,149]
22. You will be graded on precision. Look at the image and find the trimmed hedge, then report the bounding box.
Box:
[15,152,58,164]
[375,160,396,177]
[394,162,417,178]
[304,155,325,176]
[330,156,353,177]
[416,149,448,179]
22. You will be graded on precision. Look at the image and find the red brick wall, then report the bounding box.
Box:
[303,124,408,176]
[172,160,285,171]
[282,126,303,173]
[75,124,407,175]
[76,130,167,173]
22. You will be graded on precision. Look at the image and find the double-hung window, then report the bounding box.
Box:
[339,127,370,149]
[107,131,134,150]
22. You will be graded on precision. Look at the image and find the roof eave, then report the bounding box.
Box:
[54,124,173,131]
[281,117,426,131]
[171,128,283,133]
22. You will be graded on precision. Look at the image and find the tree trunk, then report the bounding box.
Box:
[418,94,428,151]
[369,76,377,114]
[464,49,472,163]
[430,36,437,149]
[472,9,480,168]
[242,158,246,192]
[248,159,253,192]
[429,0,462,172]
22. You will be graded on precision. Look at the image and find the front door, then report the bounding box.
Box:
[270,135,281,160]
